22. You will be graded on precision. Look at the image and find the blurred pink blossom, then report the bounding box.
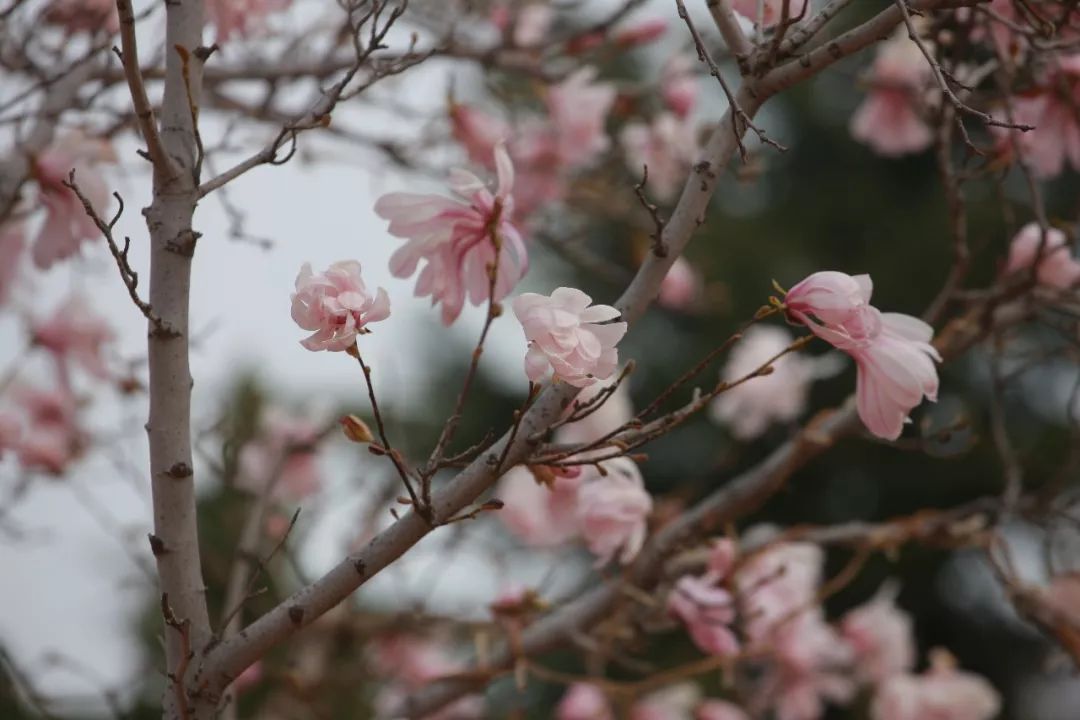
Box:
[231,660,263,694]
[290,260,389,352]
[993,56,1080,178]
[785,271,940,440]
[697,700,750,720]
[32,294,114,378]
[11,385,82,474]
[658,256,703,311]
[31,133,114,269]
[206,0,292,42]
[514,4,554,47]
[871,652,1000,720]
[621,113,700,202]
[371,635,483,719]
[661,55,699,119]
[732,0,807,27]
[0,412,22,457]
[237,410,322,504]
[376,144,527,325]
[449,103,510,169]
[43,0,118,34]
[495,465,583,546]
[1004,222,1080,289]
[546,67,617,168]
[668,574,740,656]
[577,456,652,566]
[0,223,25,305]
[710,325,813,440]
[735,540,823,641]
[557,683,614,720]
[512,287,627,388]
[767,611,856,720]
[850,33,934,157]
[840,589,915,684]
[613,18,668,48]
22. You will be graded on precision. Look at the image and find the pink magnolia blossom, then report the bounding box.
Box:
[621,113,701,203]
[871,653,1000,720]
[661,55,699,119]
[697,700,750,720]
[11,385,82,474]
[851,33,934,157]
[290,260,389,351]
[710,325,814,440]
[767,610,856,720]
[32,294,114,378]
[449,103,510,169]
[631,684,700,720]
[613,18,668,48]
[658,256,703,311]
[31,134,114,269]
[668,574,740,657]
[206,0,291,42]
[237,410,322,504]
[513,4,554,47]
[1004,222,1080,289]
[993,55,1080,178]
[785,271,940,441]
[576,456,652,566]
[495,465,583,546]
[546,67,617,168]
[375,144,527,325]
[0,223,25,305]
[43,0,119,34]
[840,589,915,684]
[558,683,614,720]
[732,0,808,27]
[513,287,627,388]
[735,540,823,641]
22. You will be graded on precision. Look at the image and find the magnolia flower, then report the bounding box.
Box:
[735,540,823,641]
[732,0,808,27]
[871,652,1000,720]
[621,113,700,203]
[697,701,750,720]
[290,260,389,351]
[0,223,25,305]
[31,133,115,269]
[495,465,583,546]
[576,456,652,565]
[557,683,614,720]
[546,67,617,168]
[206,0,292,42]
[661,55,699,119]
[449,103,511,169]
[993,55,1080,178]
[237,409,323,504]
[1004,222,1080,289]
[375,144,527,325]
[668,574,740,657]
[658,256,703,311]
[710,325,814,440]
[785,271,941,440]
[43,0,119,33]
[513,287,627,388]
[32,294,114,378]
[851,32,934,157]
[840,589,916,684]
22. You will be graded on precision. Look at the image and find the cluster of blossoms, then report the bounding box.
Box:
[497,375,651,567]
[652,535,999,720]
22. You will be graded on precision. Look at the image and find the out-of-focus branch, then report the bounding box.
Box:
[114,0,175,180]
